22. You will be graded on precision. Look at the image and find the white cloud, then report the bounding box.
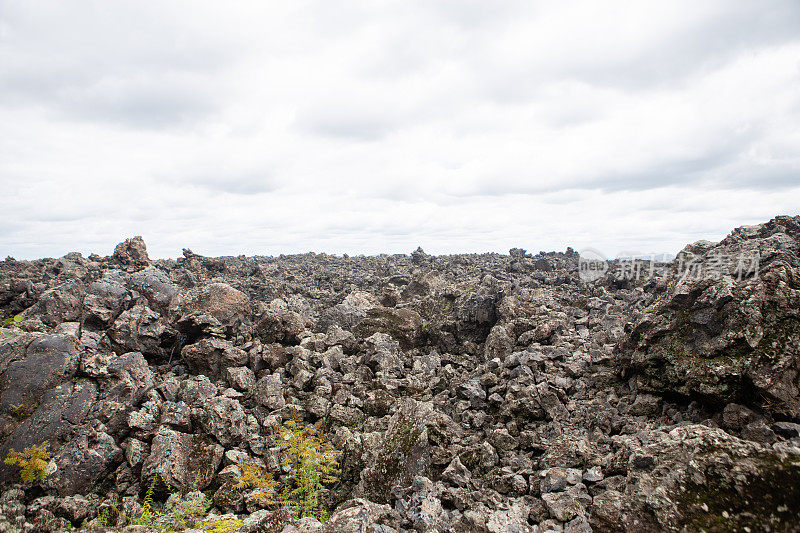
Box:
[1,0,799,259]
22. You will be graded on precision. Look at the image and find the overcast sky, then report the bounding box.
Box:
[1,1,799,260]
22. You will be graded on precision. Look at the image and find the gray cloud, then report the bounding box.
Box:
[1,0,799,259]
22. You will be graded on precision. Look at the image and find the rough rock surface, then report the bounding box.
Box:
[0,217,799,532]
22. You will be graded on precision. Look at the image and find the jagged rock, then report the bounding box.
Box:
[44,428,123,495]
[0,333,80,416]
[617,424,800,531]
[141,426,224,492]
[442,456,471,487]
[21,279,85,327]
[321,498,401,532]
[113,236,150,266]
[176,282,250,331]
[201,396,247,446]
[254,373,286,410]
[353,306,424,349]
[623,215,800,419]
[226,366,256,393]
[486,499,534,533]
[485,324,513,361]
[178,375,218,406]
[83,278,132,328]
[256,299,305,344]
[357,399,431,503]
[363,332,403,376]
[0,217,798,532]
[108,302,172,359]
[542,491,584,522]
[181,338,248,380]
[127,267,179,312]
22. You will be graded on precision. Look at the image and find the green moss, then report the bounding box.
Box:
[9,402,37,421]
[369,416,423,502]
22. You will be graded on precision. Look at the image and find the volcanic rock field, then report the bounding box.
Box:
[1,215,799,532]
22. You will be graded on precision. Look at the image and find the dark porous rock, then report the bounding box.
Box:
[622,215,800,419]
[127,267,179,312]
[141,426,224,492]
[108,301,173,359]
[353,306,424,349]
[22,279,85,327]
[0,218,798,531]
[181,337,248,380]
[618,424,800,531]
[44,427,123,495]
[357,399,431,503]
[321,498,401,533]
[0,333,80,415]
[113,236,150,267]
[175,282,251,336]
[83,278,132,328]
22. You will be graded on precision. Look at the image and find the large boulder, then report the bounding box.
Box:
[0,333,80,418]
[255,299,304,344]
[353,306,424,349]
[141,426,224,492]
[82,279,132,328]
[321,498,401,533]
[44,427,123,496]
[108,302,173,359]
[181,338,248,380]
[175,282,250,336]
[0,379,97,485]
[127,267,179,312]
[356,399,431,503]
[21,280,85,327]
[622,216,800,418]
[597,424,800,531]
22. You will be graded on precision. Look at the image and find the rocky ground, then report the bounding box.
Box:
[1,216,799,533]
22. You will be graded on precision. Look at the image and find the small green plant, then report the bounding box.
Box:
[234,411,340,522]
[234,459,279,504]
[198,518,244,533]
[9,403,37,420]
[275,412,340,521]
[91,496,120,529]
[1,315,23,337]
[129,475,164,526]
[168,491,212,530]
[3,441,50,482]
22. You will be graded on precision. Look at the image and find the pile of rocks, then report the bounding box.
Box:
[0,217,798,532]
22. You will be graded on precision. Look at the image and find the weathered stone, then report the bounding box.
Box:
[141,426,224,492]
[182,338,248,380]
[113,236,150,266]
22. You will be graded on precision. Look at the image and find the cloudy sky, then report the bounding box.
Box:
[1,1,799,260]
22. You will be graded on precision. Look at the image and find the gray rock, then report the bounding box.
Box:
[321,499,401,533]
[182,338,248,380]
[142,426,223,492]
[226,366,256,393]
[542,491,584,522]
[201,396,247,446]
[357,399,431,503]
[108,302,171,358]
[113,236,150,266]
[254,373,286,411]
[442,456,471,487]
[83,279,132,328]
[22,279,85,327]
